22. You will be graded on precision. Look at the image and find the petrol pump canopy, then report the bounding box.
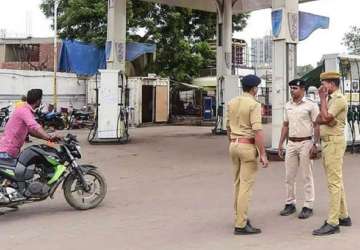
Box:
[141,0,316,13]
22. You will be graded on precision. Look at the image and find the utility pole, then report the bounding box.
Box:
[53,0,59,110]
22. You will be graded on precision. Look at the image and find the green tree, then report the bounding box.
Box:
[343,25,360,55]
[40,0,108,45]
[40,0,249,81]
[296,64,314,78]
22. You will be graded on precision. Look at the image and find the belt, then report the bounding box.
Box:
[230,138,255,144]
[288,136,312,142]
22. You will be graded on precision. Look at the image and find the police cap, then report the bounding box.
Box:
[288,79,305,87]
[320,71,340,80]
[241,74,261,87]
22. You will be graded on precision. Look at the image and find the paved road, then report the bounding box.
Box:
[1,126,360,250]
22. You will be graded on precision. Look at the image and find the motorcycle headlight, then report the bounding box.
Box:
[71,144,82,158]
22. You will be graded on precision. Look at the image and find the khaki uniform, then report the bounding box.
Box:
[320,89,349,225]
[226,92,262,228]
[284,97,319,208]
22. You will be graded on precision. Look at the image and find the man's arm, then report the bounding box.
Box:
[278,104,289,158]
[278,122,289,147]
[249,103,269,168]
[315,114,337,125]
[313,122,320,144]
[255,130,266,156]
[308,100,321,159]
[254,130,269,168]
[22,109,56,141]
[316,86,337,126]
[227,127,231,142]
[310,103,320,143]
[277,122,289,159]
[29,127,52,141]
[317,97,336,125]
[309,122,320,159]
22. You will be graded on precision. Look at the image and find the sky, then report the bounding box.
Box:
[238,0,360,66]
[0,0,359,67]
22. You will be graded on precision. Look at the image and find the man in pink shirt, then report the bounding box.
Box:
[0,89,59,160]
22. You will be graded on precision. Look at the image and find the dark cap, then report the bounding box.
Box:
[288,79,305,87]
[241,74,261,87]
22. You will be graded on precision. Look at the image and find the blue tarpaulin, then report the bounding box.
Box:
[58,40,106,76]
[126,42,156,61]
[59,40,156,76]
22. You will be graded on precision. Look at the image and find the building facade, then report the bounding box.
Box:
[0,37,57,71]
[251,35,272,68]
[205,38,250,76]
[232,38,249,68]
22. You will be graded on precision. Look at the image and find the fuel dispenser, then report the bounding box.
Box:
[88,70,130,144]
[338,56,360,153]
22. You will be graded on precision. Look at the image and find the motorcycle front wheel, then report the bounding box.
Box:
[63,169,107,210]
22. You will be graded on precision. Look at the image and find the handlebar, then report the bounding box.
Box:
[46,133,78,145]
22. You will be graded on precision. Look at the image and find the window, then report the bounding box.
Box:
[5,44,40,62]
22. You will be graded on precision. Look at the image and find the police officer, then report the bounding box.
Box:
[278,79,320,219]
[226,74,269,235]
[313,71,352,236]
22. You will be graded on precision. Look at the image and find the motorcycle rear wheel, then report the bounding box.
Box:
[63,169,107,210]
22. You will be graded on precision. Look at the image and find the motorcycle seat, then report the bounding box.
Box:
[0,158,17,168]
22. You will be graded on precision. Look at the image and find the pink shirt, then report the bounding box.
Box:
[0,103,41,157]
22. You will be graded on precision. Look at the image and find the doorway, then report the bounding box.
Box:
[142,85,154,123]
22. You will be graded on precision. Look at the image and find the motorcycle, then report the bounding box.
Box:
[36,108,66,130]
[0,134,107,211]
[68,107,94,129]
[0,105,10,127]
[60,107,70,129]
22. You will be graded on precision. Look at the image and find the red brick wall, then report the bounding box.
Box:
[39,43,56,71]
[0,42,60,71]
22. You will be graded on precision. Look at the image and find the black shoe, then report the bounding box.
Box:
[280,204,296,216]
[234,220,261,235]
[339,217,352,227]
[298,207,313,219]
[312,221,340,236]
